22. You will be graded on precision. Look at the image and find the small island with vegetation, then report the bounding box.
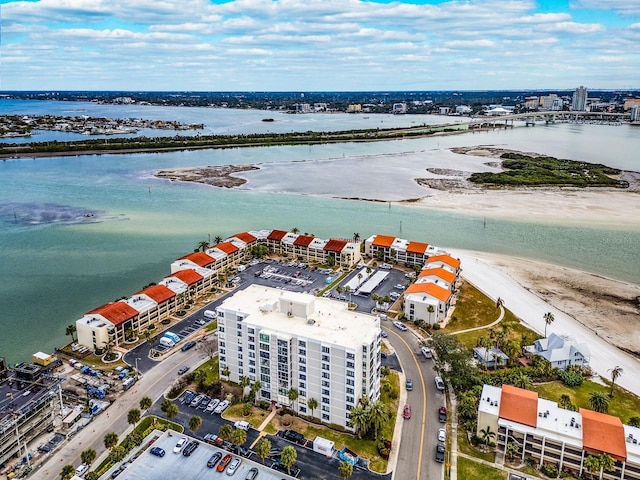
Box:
[470,152,628,188]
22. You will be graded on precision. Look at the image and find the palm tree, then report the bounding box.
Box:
[608,366,623,397]
[188,415,202,434]
[427,305,435,325]
[255,438,271,464]
[512,372,531,390]
[65,324,77,343]
[81,448,97,466]
[127,408,141,427]
[288,388,299,411]
[239,376,250,401]
[164,402,178,420]
[597,453,615,479]
[231,428,247,447]
[629,416,640,427]
[280,445,297,476]
[558,394,573,410]
[338,460,354,479]
[222,366,230,380]
[368,400,390,439]
[218,424,233,442]
[291,227,300,234]
[353,233,360,242]
[495,297,504,309]
[479,425,496,446]
[348,405,369,439]
[589,391,610,413]
[197,240,209,252]
[303,398,317,418]
[214,235,223,244]
[250,380,262,404]
[543,311,555,337]
[60,465,75,480]
[103,431,119,450]
[584,455,601,480]
[139,396,152,411]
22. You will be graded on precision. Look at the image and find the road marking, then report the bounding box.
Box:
[389,329,427,480]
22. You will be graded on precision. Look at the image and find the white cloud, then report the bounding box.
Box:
[572,0,640,16]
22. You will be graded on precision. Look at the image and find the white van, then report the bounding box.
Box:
[203,310,216,319]
[233,420,250,431]
[159,337,175,348]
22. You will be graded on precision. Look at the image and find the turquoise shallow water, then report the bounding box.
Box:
[0,102,638,363]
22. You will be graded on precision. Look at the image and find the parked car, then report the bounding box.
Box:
[190,394,204,407]
[75,464,89,477]
[217,454,232,472]
[380,330,388,338]
[405,378,413,391]
[198,395,211,409]
[173,437,187,454]
[403,404,411,419]
[149,447,165,457]
[282,429,304,443]
[181,340,197,352]
[226,457,241,476]
[182,440,199,457]
[271,460,301,477]
[435,376,445,391]
[421,346,433,359]
[438,428,446,442]
[207,452,223,468]
[183,391,196,404]
[234,420,250,431]
[394,284,405,289]
[244,467,259,480]
[177,366,190,375]
[204,433,224,446]
[206,398,220,413]
[438,406,447,423]
[214,399,230,414]
[435,443,445,462]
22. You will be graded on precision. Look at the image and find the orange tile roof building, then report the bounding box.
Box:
[364,234,439,266]
[478,384,640,480]
[265,229,361,267]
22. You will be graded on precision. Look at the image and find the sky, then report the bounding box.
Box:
[1,0,639,91]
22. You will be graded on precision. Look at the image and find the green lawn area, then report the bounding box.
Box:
[531,379,640,424]
[444,282,502,332]
[194,356,220,383]
[457,429,495,463]
[457,457,507,480]
[223,403,272,431]
[204,320,218,332]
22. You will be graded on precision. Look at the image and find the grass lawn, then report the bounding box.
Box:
[457,429,495,463]
[531,379,640,424]
[457,457,507,480]
[444,282,502,332]
[223,403,272,431]
[193,357,220,384]
[204,320,218,332]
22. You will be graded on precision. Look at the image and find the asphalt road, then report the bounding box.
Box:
[385,322,444,480]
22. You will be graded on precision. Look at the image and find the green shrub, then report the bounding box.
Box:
[559,370,583,387]
[541,463,559,478]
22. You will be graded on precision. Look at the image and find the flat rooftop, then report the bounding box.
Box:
[218,285,380,348]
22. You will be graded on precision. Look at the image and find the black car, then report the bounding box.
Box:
[272,460,301,477]
[282,429,304,443]
[182,441,199,457]
[232,445,250,457]
[149,447,165,457]
[181,340,197,352]
[207,452,223,468]
[435,442,445,463]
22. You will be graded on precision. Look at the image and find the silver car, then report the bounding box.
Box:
[226,457,241,476]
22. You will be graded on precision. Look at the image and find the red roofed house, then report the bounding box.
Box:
[230,231,258,246]
[417,267,457,290]
[364,234,396,260]
[170,268,213,297]
[126,284,177,333]
[477,384,640,480]
[266,229,288,253]
[171,251,216,273]
[403,282,453,324]
[76,301,139,350]
[405,241,430,265]
[424,254,461,275]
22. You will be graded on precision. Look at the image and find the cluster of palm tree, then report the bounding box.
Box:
[347,396,391,440]
[583,453,615,480]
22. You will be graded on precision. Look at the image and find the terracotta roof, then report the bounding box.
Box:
[87,302,138,327]
[372,235,395,248]
[232,232,257,244]
[406,241,429,255]
[136,284,175,303]
[324,239,348,252]
[179,251,215,267]
[215,241,239,255]
[580,408,627,461]
[293,235,315,247]
[426,254,461,270]
[499,385,539,428]
[404,282,452,302]
[267,229,288,241]
[419,267,457,284]
[171,269,203,286]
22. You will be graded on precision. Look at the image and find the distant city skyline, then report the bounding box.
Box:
[1,0,639,92]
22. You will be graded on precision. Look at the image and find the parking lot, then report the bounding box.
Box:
[108,429,294,480]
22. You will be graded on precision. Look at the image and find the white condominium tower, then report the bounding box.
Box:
[571,85,588,111]
[216,285,382,430]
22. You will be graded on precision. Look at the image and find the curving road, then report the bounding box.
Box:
[385,324,444,480]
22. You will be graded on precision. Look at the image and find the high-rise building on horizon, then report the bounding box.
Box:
[571,86,588,111]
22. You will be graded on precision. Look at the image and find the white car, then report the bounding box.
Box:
[205,398,220,412]
[438,428,446,442]
[393,321,408,331]
[421,346,433,359]
[226,457,241,476]
[75,464,89,477]
[394,284,405,289]
[214,399,230,414]
[173,437,187,454]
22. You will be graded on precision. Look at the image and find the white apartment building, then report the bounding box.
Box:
[216,285,381,430]
[571,86,588,111]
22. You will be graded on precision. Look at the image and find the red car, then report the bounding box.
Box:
[217,454,232,472]
[403,404,411,419]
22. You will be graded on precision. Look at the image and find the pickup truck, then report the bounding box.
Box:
[438,406,447,423]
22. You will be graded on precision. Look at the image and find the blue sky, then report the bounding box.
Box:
[1,0,638,91]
